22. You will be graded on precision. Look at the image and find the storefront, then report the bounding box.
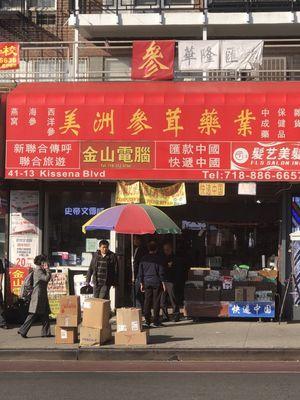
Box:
[4,81,300,319]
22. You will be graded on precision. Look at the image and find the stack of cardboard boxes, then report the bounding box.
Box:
[55,295,81,344]
[115,308,148,346]
[79,298,112,347]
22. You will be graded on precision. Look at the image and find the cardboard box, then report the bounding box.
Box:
[116,308,142,333]
[115,330,148,346]
[184,287,204,301]
[55,326,78,344]
[60,296,81,319]
[56,313,79,328]
[184,301,229,318]
[82,298,111,329]
[80,326,112,347]
[235,287,256,301]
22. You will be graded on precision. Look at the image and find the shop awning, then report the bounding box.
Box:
[6,81,300,182]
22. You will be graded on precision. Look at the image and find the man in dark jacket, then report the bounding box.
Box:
[161,242,180,322]
[132,235,147,310]
[138,240,165,327]
[18,255,52,338]
[86,239,118,300]
[0,258,8,329]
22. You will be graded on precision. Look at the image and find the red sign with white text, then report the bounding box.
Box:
[131,40,175,80]
[6,81,300,181]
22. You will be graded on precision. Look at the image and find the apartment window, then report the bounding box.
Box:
[36,12,56,25]
[28,0,56,9]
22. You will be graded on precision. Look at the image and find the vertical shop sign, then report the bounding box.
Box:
[9,191,40,269]
[8,266,29,297]
[0,42,20,70]
[131,40,175,80]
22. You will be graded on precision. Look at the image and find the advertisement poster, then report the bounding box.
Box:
[9,190,40,269]
[8,266,29,298]
[0,42,20,70]
[48,272,68,318]
[141,182,186,206]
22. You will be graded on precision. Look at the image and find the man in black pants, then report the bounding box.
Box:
[86,240,118,300]
[138,240,165,328]
[161,242,180,322]
[0,258,8,329]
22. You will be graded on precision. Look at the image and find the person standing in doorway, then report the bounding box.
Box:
[161,242,180,322]
[0,258,8,329]
[18,255,52,338]
[138,240,165,328]
[132,235,147,310]
[86,239,118,300]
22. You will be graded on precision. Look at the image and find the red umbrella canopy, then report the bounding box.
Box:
[82,204,181,235]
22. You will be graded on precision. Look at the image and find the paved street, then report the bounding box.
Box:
[0,362,300,400]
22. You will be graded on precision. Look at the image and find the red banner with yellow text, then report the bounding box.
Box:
[0,42,19,70]
[6,81,300,182]
[132,40,175,80]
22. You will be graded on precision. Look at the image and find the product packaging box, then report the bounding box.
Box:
[255,290,274,301]
[82,298,111,329]
[60,296,81,319]
[56,313,79,328]
[116,308,142,333]
[115,330,148,346]
[79,326,112,347]
[184,301,229,318]
[235,287,256,301]
[55,326,78,344]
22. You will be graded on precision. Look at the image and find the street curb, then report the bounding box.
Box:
[1,348,300,361]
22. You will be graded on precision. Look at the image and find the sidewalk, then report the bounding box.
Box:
[1,319,300,360]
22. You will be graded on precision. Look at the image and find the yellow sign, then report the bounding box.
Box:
[141,182,186,207]
[199,182,225,197]
[116,181,141,204]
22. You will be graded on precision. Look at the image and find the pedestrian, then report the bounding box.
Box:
[138,240,165,328]
[161,242,180,322]
[18,255,52,338]
[0,258,8,329]
[86,239,118,300]
[132,235,147,310]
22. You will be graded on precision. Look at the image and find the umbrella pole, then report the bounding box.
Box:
[131,234,136,307]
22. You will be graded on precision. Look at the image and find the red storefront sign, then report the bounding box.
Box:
[6,81,300,181]
[131,40,175,80]
[8,266,29,298]
[0,42,19,70]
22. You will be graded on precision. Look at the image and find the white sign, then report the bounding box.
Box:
[9,190,40,269]
[178,40,220,71]
[10,191,39,235]
[73,274,93,308]
[238,182,257,195]
[221,40,263,70]
[10,234,39,268]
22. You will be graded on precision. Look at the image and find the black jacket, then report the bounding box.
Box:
[133,245,148,280]
[86,250,118,287]
[138,253,165,287]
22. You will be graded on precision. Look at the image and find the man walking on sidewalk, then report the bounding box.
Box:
[86,239,118,300]
[138,240,165,328]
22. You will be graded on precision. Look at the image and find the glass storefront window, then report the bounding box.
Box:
[47,190,111,266]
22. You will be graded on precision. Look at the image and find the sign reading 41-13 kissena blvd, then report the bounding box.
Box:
[5,81,300,182]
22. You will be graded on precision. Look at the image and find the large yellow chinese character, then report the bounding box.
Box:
[0,45,17,57]
[127,108,152,135]
[100,146,115,163]
[59,108,80,136]
[134,147,151,163]
[163,107,183,138]
[93,110,114,135]
[198,108,221,135]
[83,146,98,163]
[234,109,256,137]
[139,41,169,78]
[118,147,133,163]
[12,270,24,279]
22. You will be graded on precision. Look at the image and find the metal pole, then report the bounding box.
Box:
[131,233,136,307]
[73,0,80,80]
[202,0,208,81]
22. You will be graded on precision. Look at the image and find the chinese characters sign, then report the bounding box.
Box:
[229,302,275,318]
[8,267,29,298]
[0,42,19,70]
[6,81,300,181]
[132,40,175,80]
[178,41,220,71]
